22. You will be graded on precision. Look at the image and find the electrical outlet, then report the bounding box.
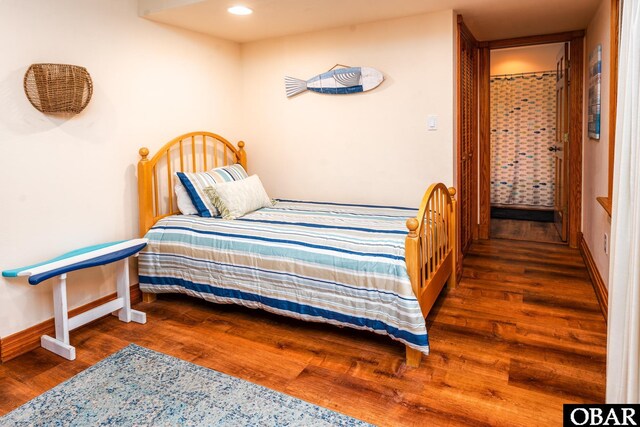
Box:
[604,233,609,255]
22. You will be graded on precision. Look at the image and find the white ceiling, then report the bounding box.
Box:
[139,0,601,43]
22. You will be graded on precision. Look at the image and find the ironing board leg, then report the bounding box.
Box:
[115,258,146,325]
[53,274,69,344]
[41,274,76,360]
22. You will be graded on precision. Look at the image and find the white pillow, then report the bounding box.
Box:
[175,182,198,215]
[203,175,274,220]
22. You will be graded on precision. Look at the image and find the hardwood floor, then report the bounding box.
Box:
[0,239,606,426]
[491,218,564,243]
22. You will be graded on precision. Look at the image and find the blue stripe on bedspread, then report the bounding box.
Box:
[145,252,415,301]
[139,200,429,354]
[151,225,405,261]
[275,199,418,211]
[237,218,407,234]
[139,275,428,346]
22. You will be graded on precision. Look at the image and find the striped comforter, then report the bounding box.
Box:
[139,200,429,354]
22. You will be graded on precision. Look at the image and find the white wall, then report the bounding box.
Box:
[0,0,241,337]
[490,43,564,75]
[583,0,612,287]
[240,11,457,207]
[0,6,457,339]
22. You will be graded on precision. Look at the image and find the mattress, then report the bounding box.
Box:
[139,200,429,354]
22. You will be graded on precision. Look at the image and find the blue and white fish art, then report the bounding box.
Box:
[285,66,384,97]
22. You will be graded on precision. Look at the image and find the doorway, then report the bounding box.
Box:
[488,43,565,244]
[476,32,584,248]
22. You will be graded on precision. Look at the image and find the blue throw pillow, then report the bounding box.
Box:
[176,164,248,217]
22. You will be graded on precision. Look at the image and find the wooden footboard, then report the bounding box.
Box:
[405,184,457,367]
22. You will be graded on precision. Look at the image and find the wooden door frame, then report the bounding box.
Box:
[477,31,585,248]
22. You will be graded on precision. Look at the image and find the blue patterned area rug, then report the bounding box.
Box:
[1,344,370,426]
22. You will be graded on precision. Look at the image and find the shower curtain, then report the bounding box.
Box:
[490,72,557,207]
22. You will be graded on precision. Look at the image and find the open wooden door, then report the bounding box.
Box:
[457,17,478,262]
[553,43,569,242]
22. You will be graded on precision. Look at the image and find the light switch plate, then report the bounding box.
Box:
[427,115,438,131]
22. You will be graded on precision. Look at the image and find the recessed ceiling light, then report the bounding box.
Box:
[227,5,253,15]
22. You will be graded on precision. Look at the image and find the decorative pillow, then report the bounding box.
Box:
[176,164,248,217]
[174,182,198,215]
[203,175,274,220]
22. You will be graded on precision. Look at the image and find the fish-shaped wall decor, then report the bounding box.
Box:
[285,66,384,97]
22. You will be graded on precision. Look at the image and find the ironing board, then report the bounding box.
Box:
[2,239,148,360]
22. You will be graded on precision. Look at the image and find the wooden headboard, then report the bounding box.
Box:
[137,131,247,236]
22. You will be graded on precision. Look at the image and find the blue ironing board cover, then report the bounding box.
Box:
[3,239,148,285]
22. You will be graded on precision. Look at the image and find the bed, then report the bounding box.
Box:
[137,131,457,367]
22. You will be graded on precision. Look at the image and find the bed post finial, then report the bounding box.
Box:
[237,141,247,171]
[139,147,149,160]
[406,218,419,237]
[448,187,456,198]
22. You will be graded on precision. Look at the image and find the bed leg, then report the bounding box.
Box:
[447,268,458,290]
[405,346,422,367]
[447,245,457,290]
[142,292,157,303]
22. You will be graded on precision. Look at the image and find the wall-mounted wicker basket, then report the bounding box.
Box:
[23,64,93,114]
